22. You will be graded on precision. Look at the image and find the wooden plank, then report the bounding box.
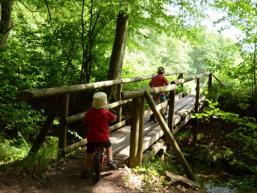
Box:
[111,121,158,155]
[116,125,164,158]
[68,95,205,162]
[112,95,205,159]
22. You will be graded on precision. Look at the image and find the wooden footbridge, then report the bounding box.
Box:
[18,72,219,180]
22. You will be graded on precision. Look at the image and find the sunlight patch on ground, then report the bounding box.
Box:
[204,183,237,193]
[121,166,143,191]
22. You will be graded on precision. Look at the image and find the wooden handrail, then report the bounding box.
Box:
[122,84,177,99]
[122,72,210,100]
[17,73,179,101]
[18,79,122,101]
[66,99,132,123]
[63,119,128,154]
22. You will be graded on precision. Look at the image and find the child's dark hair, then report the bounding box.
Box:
[157,67,165,74]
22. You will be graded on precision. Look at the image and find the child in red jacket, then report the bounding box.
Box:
[82,92,117,177]
[149,66,169,103]
[149,67,169,121]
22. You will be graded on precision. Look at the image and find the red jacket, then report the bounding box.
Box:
[83,108,116,142]
[149,74,169,87]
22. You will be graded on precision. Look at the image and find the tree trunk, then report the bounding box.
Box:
[0,0,13,49]
[80,0,103,83]
[253,41,256,92]
[107,12,128,99]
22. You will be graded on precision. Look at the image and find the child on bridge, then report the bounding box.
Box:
[149,66,169,103]
[149,67,169,121]
[81,92,117,178]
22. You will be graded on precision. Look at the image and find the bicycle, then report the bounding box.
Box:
[90,144,106,183]
[81,143,117,183]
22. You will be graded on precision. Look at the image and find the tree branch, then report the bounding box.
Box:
[44,0,51,20]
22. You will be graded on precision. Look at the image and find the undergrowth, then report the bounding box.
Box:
[0,136,58,174]
[123,158,177,193]
[194,99,257,174]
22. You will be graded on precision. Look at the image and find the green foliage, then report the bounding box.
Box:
[19,136,58,173]
[195,99,257,174]
[136,158,173,175]
[0,137,30,165]
[0,135,57,173]
[195,99,256,128]
[0,102,45,142]
[132,159,173,192]
[207,81,249,116]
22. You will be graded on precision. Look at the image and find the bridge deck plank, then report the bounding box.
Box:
[74,95,203,163]
[112,95,200,161]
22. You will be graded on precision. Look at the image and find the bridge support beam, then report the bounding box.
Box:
[58,94,69,157]
[168,89,175,132]
[193,78,200,143]
[129,98,140,167]
[145,91,195,180]
[129,96,145,167]
[208,73,212,92]
[136,96,145,165]
[28,97,60,157]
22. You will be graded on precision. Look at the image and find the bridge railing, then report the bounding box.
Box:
[17,72,179,155]
[17,71,213,161]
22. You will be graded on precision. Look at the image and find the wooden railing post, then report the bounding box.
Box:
[208,73,212,93]
[168,89,175,132]
[116,83,123,122]
[136,96,145,165]
[178,73,184,88]
[58,94,69,157]
[193,78,200,143]
[129,97,140,168]
[144,91,195,180]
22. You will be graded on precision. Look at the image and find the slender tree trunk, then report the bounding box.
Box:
[107,12,128,99]
[80,0,99,83]
[253,41,256,92]
[80,0,86,82]
[107,12,128,80]
[0,0,13,49]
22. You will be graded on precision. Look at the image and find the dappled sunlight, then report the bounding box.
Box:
[121,166,143,191]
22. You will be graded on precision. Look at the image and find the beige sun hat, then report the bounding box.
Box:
[92,92,108,109]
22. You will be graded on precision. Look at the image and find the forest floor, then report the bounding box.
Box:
[0,155,204,193]
[0,152,204,193]
[0,117,256,193]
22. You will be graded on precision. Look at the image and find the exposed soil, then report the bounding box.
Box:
[0,157,135,193]
[0,154,204,193]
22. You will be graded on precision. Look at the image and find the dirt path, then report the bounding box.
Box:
[0,157,135,193]
[0,154,205,193]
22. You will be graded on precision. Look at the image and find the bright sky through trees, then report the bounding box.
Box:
[202,8,244,42]
[165,2,244,42]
